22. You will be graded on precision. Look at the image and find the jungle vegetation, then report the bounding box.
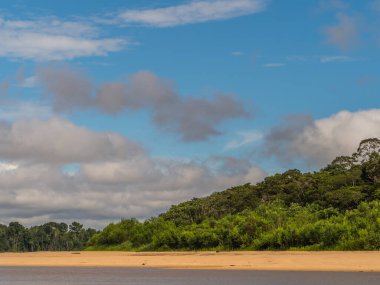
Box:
[0,221,96,252]
[87,138,380,251]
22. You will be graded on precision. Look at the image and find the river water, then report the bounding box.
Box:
[0,267,379,285]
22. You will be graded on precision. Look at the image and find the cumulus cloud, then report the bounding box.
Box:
[0,118,143,164]
[323,13,360,50]
[118,0,268,27]
[37,66,249,141]
[0,118,266,228]
[0,17,125,61]
[264,109,380,168]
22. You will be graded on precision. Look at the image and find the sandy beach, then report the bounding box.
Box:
[0,251,379,272]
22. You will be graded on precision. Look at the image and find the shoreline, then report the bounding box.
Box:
[0,251,380,272]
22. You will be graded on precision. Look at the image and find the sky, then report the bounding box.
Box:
[0,0,379,228]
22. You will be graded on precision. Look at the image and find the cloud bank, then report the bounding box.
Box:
[0,117,266,228]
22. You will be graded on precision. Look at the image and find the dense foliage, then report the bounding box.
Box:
[0,221,96,252]
[87,138,380,251]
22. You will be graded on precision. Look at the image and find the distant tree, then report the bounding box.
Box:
[0,225,9,251]
[6,222,29,252]
[69,221,83,233]
[353,138,380,163]
[324,156,355,173]
[361,153,380,184]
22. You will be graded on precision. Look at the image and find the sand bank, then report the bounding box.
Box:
[0,251,379,272]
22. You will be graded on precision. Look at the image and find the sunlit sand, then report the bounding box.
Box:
[0,251,379,272]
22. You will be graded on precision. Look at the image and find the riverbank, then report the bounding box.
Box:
[0,251,379,272]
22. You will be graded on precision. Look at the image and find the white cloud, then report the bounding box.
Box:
[293,109,380,165]
[118,0,268,27]
[0,162,18,172]
[283,55,364,64]
[0,118,143,164]
[0,17,126,61]
[320,55,363,63]
[225,131,263,150]
[265,109,380,167]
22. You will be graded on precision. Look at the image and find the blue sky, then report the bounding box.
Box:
[0,0,379,227]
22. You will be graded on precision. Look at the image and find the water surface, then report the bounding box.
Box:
[0,267,379,285]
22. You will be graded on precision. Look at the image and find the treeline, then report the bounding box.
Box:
[87,138,380,251]
[0,221,96,252]
[87,201,380,250]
